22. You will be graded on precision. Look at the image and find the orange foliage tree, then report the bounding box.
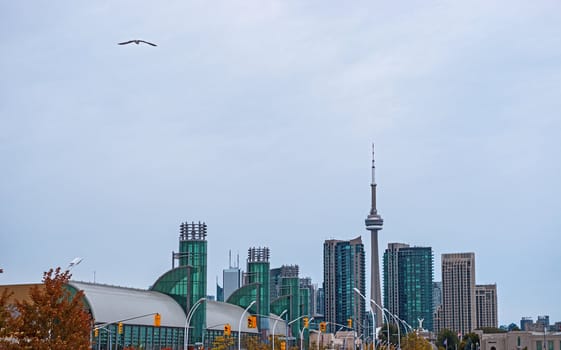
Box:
[0,288,19,349]
[12,267,91,350]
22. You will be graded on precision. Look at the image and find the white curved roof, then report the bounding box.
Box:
[207,300,286,335]
[206,300,258,333]
[69,281,186,327]
[69,282,283,333]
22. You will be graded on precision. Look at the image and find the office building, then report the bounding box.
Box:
[316,287,325,316]
[300,277,317,318]
[537,315,550,328]
[223,267,242,302]
[433,282,442,313]
[270,265,299,301]
[441,252,476,336]
[520,317,533,331]
[383,243,434,331]
[324,237,366,335]
[475,284,498,329]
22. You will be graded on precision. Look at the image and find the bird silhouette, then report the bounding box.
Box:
[118,40,157,47]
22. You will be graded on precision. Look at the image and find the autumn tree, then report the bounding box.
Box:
[0,288,20,349]
[13,267,91,350]
[401,332,432,350]
[212,335,235,350]
[242,334,269,350]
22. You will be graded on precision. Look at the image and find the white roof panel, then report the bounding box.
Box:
[69,281,186,327]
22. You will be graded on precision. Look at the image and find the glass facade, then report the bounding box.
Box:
[271,295,291,316]
[93,323,184,350]
[247,247,271,332]
[323,238,366,336]
[281,276,300,337]
[179,222,207,344]
[383,244,434,331]
[152,266,190,309]
[227,283,260,310]
[300,287,310,318]
[152,221,208,345]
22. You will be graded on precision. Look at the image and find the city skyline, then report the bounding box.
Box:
[2,1,561,326]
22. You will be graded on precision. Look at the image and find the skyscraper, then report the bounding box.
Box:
[323,237,366,335]
[223,267,242,301]
[383,243,434,331]
[475,284,498,329]
[365,144,384,326]
[223,251,242,301]
[441,252,476,336]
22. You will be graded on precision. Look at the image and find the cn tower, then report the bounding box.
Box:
[365,144,383,326]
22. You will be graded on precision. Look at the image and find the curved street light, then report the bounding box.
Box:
[353,288,376,350]
[238,300,257,350]
[185,297,206,350]
[369,299,390,349]
[382,307,400,350]
[272,310,288,350]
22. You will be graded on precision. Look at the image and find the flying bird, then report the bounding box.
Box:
[118,39,157,47]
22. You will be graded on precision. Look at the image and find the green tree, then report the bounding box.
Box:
[507,323,520,332]
[478,327,506,334]
[437,329,459,350]
[401,332,432,350]
[13,267,91,350]
[459,333,479,350]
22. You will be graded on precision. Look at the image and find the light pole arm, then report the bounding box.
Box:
[185,298,206,350]
[273,310,288,350]
[353,288,376,350]
[238,300,257,350]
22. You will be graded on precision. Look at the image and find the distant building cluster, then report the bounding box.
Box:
[520,315,561,332]
[3,146,560,350]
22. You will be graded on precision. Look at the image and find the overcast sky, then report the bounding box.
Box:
[1,1,560,326]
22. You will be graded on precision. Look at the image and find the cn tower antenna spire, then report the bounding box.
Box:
[370,143,378,215]
[365,142,384,326]
[371,143,376,185]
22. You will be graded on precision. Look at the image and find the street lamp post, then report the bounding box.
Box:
[288,315,310,350]
[185,297,206,350]
[238,300,257,350]
[299,317,314,350]
[353,288,376,350]
[273,310,288,350]
[382,307,400,350]
[368,298,389,350]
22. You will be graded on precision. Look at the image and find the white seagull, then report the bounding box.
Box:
[118,39,157,47]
